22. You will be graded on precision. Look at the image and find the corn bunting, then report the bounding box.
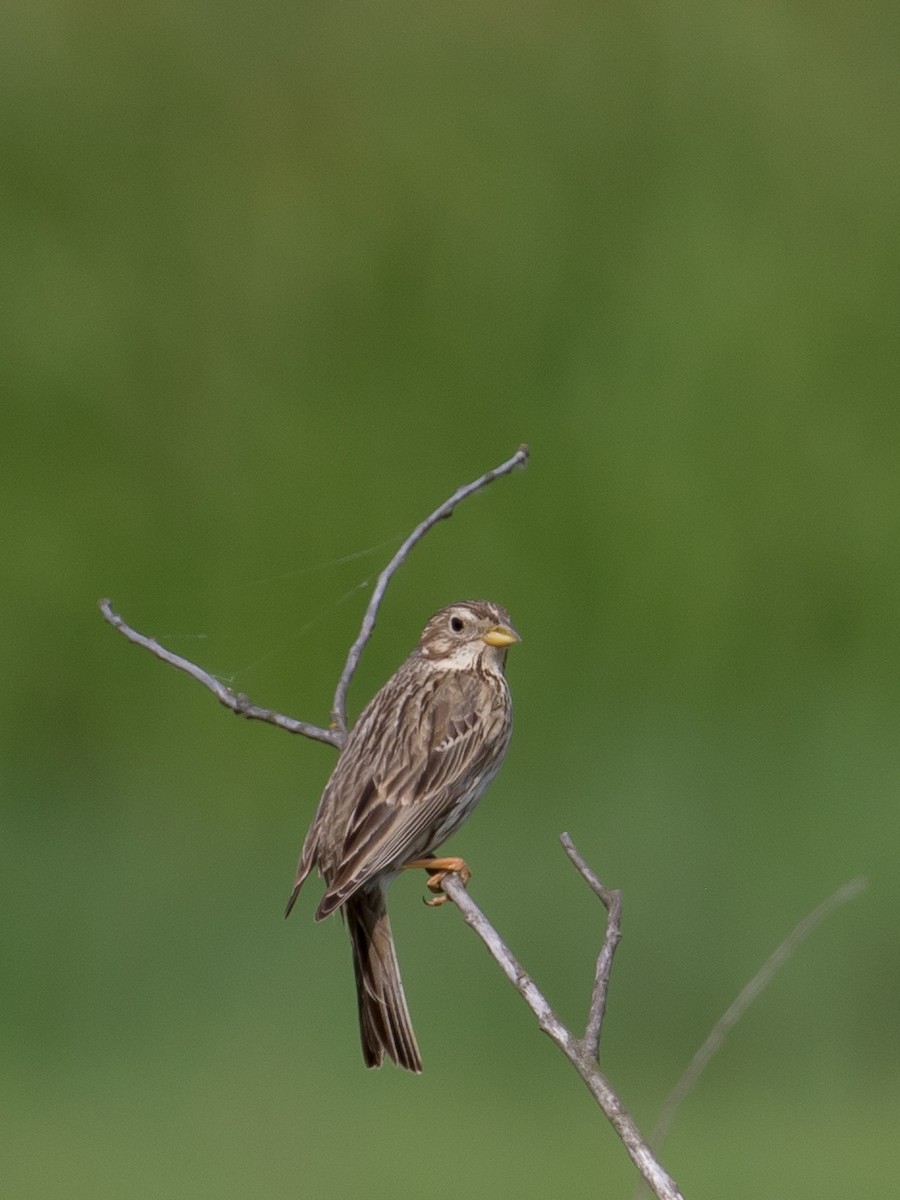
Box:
[285,599,520,1072]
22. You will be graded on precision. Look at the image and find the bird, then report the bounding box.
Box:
[285,599,520,1072]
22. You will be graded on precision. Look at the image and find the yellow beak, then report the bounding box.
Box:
[482,624,521,648]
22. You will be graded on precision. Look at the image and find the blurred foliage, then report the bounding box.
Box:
[3,1,899,1196]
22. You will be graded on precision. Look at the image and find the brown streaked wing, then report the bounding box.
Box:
[315,669,508,916]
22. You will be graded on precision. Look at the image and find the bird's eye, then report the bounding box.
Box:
[450,615,465,633]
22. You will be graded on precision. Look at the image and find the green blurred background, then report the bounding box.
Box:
[3,2,899,1196]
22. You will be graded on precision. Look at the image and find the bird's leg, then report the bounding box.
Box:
[402,856,471,907]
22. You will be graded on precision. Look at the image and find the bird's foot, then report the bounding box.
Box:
[403,856,471,907]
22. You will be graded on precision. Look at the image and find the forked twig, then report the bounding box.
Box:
[442,848,866,1200]
[561,832,623,1060]
[99,445,529,751]
[441,838,684,1200]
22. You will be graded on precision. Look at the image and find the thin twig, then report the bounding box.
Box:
[441,862,684,1200]
[647,875,868,1162]
[98,599,341,747]
[329,444,530,735]
[560,833,623,1060]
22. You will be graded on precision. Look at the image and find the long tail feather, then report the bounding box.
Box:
[345,888,422,1073]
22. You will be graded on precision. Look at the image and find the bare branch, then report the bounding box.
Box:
[648,875,868,1160]
[440,851,684,1200]
[98,599,341,748]
[99,445,528,751]
[329,444,530,735]
[560,832,623,1060]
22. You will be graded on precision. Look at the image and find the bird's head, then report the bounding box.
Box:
[417,600,520,668]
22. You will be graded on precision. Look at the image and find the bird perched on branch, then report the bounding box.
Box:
[286,599,520,1072]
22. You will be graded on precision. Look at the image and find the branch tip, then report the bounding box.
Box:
[329,445,530,734]
[646,872,868,1166]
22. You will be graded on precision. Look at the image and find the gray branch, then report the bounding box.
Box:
[99,445,529,751]
[646,874,868,1164]
[441,846,866,1200]
[329,443,530,735]
[560,832,623,1061]
[440,836,685,1200]
[98,599,341,746]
